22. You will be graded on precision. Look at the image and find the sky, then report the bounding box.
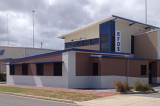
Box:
[0,0,160,50]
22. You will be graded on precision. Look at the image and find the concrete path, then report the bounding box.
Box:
[77,94,160,106]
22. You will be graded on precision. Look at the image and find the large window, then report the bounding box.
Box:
[93,63,98,76]
[54,63,62,76]
[36,63,44,75]
[100,33,109,51]
[65,42,73,48]
[90,38,99,45]
[74,41,81,47]
[82,40,89,46]
[22,64,28,75]
[131,35,134,54]
[10,65,15,75]
[141,65,147,75]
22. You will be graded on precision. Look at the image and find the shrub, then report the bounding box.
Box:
[123,82,131,92]
[113,80,125,92]
[134,80,153,92]
[134,80,144,91]
[0,72,6,81]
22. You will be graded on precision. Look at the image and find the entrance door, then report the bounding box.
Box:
[149,63,152,83]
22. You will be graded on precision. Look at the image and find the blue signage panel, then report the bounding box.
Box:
[0,50,5,55]
[115,30,121,52]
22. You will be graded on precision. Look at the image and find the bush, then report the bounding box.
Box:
[0,72,6,81]
[134,80,153,92]
[123,82,131,92]
[113,80,125,92]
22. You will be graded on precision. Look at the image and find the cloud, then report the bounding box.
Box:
[0,0,159,49]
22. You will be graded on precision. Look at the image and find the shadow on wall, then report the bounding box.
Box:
[134,31,158,59]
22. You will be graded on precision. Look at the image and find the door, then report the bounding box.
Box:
[149,63,152,83]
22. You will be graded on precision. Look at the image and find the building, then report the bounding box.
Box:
[0,46,57,72]
[4,15,160,88]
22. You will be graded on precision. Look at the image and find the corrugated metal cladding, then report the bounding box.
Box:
[100,20,115,52]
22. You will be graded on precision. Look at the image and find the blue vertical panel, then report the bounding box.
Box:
[99,20,115,52]
[110,20,115,52]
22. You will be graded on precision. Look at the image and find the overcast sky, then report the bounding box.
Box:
[0,0,159,50]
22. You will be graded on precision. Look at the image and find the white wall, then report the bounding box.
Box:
[65,25,99,42]
[6,52,69,88]
[115,21,151,54]
[25,48,57,57]
[0,46,25,59]
[158,30,160,59]
[157,77,160,83]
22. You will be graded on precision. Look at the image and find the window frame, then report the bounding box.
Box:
[10,65,15,75]
[22,64,28,75]
[141,65,147,75]
[54,63,62,76]
[36,63,44,76]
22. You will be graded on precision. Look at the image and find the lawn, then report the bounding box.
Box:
[0,86,101,101]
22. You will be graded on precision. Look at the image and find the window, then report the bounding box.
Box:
[10,65,15,75]
[131,35,134,54]
[74,41,81,47]
[65,42,73,48]
[100,43,108,51]
[93,63,98,76]
[54,63,62,76]
[82,40,89,46]
[100,37,108,44]
[100,33,108,37]
[22,64,28,75]
[36,63,44,75]
[141,65,147,75]
[90,38,99,45]
[111,33,115,52]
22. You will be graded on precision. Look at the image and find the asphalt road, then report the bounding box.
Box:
[0,93,79,106]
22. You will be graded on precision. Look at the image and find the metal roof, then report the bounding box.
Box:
[4,48,130,63]
[58,15,160,39]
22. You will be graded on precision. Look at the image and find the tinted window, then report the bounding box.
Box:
[100,33,108,37]
[100,43,108,51]
[90,38,99,45]
[36,63,43,75]
[100,37,108,44]
[74,41,81,47]
[131,35,134,54]
[65,42,73,48]
[93,63,98,76]
[10,65,15,75]
[54,63,62,76]
[22,64,28,75]
[141,65,147,75]
[82,40,89,46]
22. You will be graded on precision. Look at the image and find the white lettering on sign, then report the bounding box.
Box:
[115,30,121,52]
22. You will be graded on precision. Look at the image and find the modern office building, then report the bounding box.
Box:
[0,46,57,72]
[5,15,160,88]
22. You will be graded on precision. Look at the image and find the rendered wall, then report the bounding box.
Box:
[6,52,69,88]
[25,48,56,57]
[65,25,99,43]
[134,31,158,59]
[115,21,151,54]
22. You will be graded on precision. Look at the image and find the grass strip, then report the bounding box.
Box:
[0,86,101,101]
